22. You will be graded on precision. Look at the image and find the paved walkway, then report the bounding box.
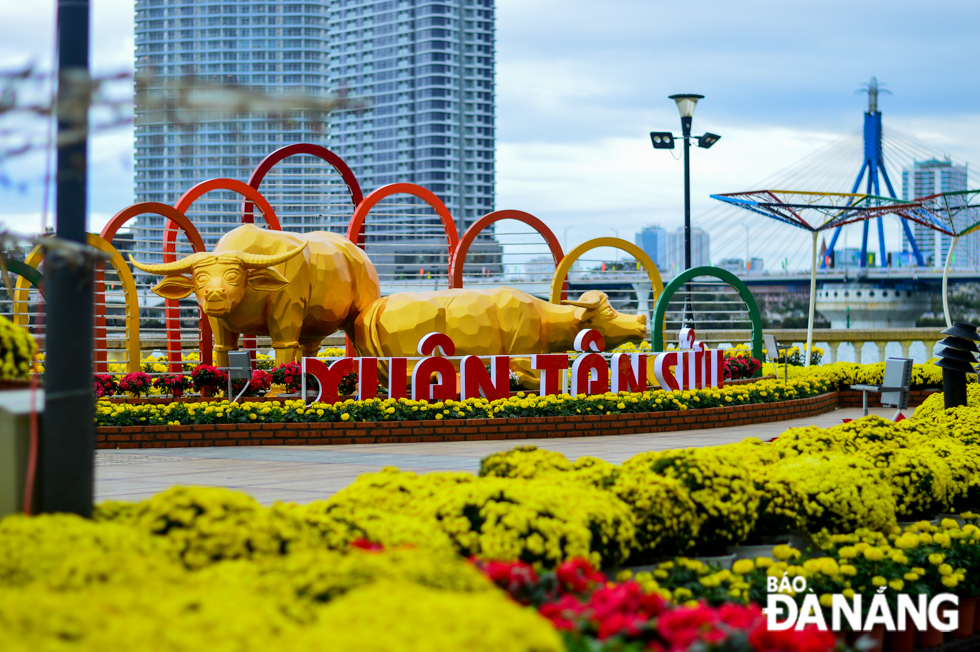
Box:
[95,407,894,505]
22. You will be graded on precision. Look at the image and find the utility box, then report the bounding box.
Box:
[0,389,43,519]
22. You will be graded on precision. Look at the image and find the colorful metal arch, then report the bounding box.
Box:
[2,259,44,295]
[449,209,565,298]
[347,182,459,255]
[14,234,142,373]
[172,179,283,369]
[173,178,282,231]
[244,143,363,222]
[101,202,212,372]
[651,266,763,376]
[549,237,664,310]
[345,183,458,357]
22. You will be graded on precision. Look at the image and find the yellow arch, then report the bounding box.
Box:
[549,237,664,307]
[13,234,141,372]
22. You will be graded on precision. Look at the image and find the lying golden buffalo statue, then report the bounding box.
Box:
[130,224,380,366]
[131,224,648,385]
[353,287,647,388]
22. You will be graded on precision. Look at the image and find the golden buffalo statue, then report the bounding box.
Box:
[130,224,380,366]
[353,287,647,388]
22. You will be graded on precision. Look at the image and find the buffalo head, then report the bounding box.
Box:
[563,290,647,346]
[129,244,307,318]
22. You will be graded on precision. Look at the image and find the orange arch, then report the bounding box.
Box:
[449,209,567,300]
[346,182,458,255]
[173,178,282,231]
[345,183,458,357]
[99,202,213,372]
[171,179,282,368]
[245,146,360,360]
[245,143,363,222]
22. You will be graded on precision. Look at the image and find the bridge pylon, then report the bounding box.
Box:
[823,77,925,269]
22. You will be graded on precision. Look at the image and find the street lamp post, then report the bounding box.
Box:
[41,0,95,516]
[671,94,701,274]
[650,94,720,326]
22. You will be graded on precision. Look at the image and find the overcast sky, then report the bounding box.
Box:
[1,0,978,267]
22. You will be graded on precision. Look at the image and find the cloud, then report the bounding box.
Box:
[1,0,977,276]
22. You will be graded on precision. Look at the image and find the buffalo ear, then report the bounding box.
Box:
[151,275,195,300]
[247,267,289,292]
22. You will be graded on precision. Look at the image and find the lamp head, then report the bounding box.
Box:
[650,131,675,150]
[698,133,721,149]
[669,94,704,118]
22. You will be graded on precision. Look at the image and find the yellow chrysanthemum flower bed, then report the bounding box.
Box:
[0,314,37,381]
[95,376,830,426]
[640,517,980,608]
[762,359,944,388]
[480,403,980,557]
[0,508,561,652]
[326,467,636,569]
[10,394,980,648]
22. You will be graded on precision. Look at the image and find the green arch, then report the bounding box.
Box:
[2,259,44,295]
[652,266,763,377]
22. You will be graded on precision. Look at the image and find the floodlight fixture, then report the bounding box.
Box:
[698,133,721,149]
[650,131,675,150]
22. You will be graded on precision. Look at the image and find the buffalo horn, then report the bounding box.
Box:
[239,242,308,269]
[128,252,213,275]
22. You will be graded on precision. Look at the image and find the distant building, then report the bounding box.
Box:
[326,0,502,282]
[520,255,556,278]
[635,225,667,269]
[716,256,763,274]
[131,0,502,281]
[132,0,334,262]
[665,227,710,273]
[716,258,744,274]
[831,247,873,269]
[902,158,973,268]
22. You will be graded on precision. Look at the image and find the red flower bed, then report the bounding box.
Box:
[474,557,838,652]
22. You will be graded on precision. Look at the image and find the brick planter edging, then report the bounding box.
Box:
[97,392,846,449]
[837,387,939,410]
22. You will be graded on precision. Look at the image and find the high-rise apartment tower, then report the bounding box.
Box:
[902,158,973,268]
[133,0,500,279]
[325,0,501,280]
[133,0,338,260]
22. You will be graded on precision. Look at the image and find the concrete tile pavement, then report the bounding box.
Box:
[95,406,896,505]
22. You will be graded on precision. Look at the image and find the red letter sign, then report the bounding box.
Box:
[531,354,569,396]
[611,353,646,393]
[388,357,408,399]
[302,357,354,404]
[460,355,510,401]
[357,357,378,400]
[411,332,457,401]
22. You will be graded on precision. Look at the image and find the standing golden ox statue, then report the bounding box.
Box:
[131,224,647,384]
[130,224,380,367]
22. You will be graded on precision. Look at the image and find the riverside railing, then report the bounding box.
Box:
[106,327,945,367]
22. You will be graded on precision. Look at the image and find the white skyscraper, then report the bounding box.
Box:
[666,227,710,274]
[902,158,973,268]
[133,0,338,261]
[132,0,501,279]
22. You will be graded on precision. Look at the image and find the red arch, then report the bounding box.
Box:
[449,209,567,300]
[244,143,363,222]
[173,178,282,231]
[345,183,458,357]
[98,202,213,373]
[171,179,284,366]
[347,182,458,253]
